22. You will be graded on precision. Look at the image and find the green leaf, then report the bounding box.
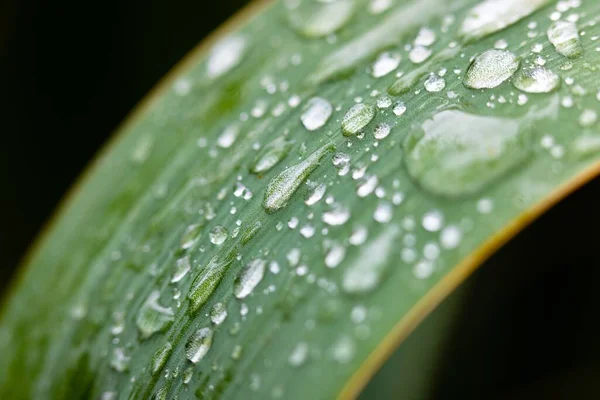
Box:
[1,0,600,399]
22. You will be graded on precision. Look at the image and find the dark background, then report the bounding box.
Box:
[0,0,250,290]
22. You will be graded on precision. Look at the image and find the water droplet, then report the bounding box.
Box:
[571,133,600,158]
[185,327,214,364]
[547,20,582,58]
[377,95,392,109]
[342,226,399,294]
[217,124,239,148]
[404,110,531,197]
[512,67,560,93]
[188,253,236,314]
[373,201,393,223]
[392,101,407,116]
[371,51,401,78]
[207,35,247,78]
[151,342,173,375]
[463,49,519,89]
[349,226,368,245]
[408,45,431,64]
[413,260,434,279]
[342,104,376,136]
[136,290,175,339]
[579,109,598,128]
[301,97,333,131]
[477,198,494,214]
[287,248,301,267]
[373,123,392,140]
[331,335,355,363]
[325,242,346,268]
[440,225,462,249]
[422,210,443,232]
[288,342,309,367]
[110,347,130,372]
[368,0,392,14]
[171,256,191,283]
[424,74,446,92]
[183,366,194,384]
[234,259,266,299]
[299,224,315,238]
[209,225,228,245]
[287,0,356,38]
[414,27,436,46]
[250,137,294,174]
[180,223,202,250]
[459,0,550,42]
[357,175,378,197]
[231,344,243,360]
[322,204,351,226]
[263,143,334,213]
[210,302,228,325]
[305,183,326,206]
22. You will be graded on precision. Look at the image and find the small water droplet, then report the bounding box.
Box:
[377,95,392,109]
[373,201,393,223]
[250,137,294,174]
[234,259,266,299]
[186,327,213,364]
[440,225,462,249]
[371,51,401,78]
[547,20,582,58]
[392,101,407,116]
[301,97,333,131]
[414,27,436,46]
[325,242,346,268]
[463,49,519,89]
[357,175,378,197]
[408,45,431,64]
[322,204,351,226]
[183,366,194,384]
[287,0,356,38]
[424,74,446,92]
[207,35,247,79]
[422,210,443,232]
[180,223,202,250]
[217,124,240,148]
[305,183,326,206]
[512,67,560,93]
[349,225,368,245]
[342,103,376,136]
[263,143,334,213]
[579,109,597,128]
[331,335,355,364]
[209,225,229,245]
[342,226,399,294]
[136,290,175,339]
[210,302,228,325]
[110,347,130,372]
[171,256,191,283]
[373,123,392,140]
[288,342,309,367]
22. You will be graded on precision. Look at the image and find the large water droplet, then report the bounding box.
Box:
[287,0,356,38]
[459,0,550,42]
[250,137,294,174]
[185,327,214,364]
[547,20,582,59]
[188,253,235,314]
[342,225,400,294]
[463,49,519,89]
[263,143,334,213]
[151,342,173,375]
[371,51,401,78]
[301,97,333,131]
[404,110,531,197]
[234,259,266,299]
[136,290,175,339]
[209,225,229,245]
[512,67,560,93]
[210,302,228,325]
[207,35,247,79]
[342,103,376,136]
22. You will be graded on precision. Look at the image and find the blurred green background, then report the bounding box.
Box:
[0,0,250,289]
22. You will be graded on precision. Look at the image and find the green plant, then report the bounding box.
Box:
[1,0,600,398]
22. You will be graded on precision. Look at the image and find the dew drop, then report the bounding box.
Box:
[424,74,446,92]
[209,225,229,245]
[440,225,462,249]
[322,204,351,226]
[408,45,431,64]
[210,302,228,325]
[373,123,392,140]
[287,0,356,38]
[180,223,202,250]
[349,225,368,245]
[342,225,400,294]
[136,290,175,339]
[463,49,519,89]
[377,95,393,109]
[579,109,598,128]
[301,97,333,131]
[185,327,213,364]
[342,103,377,136]
[547,20,582,59]
[250,137,294,174]
[234,259,266,299]
[414,27,436,46]
[325,242,346,268]
[512,67,560,93]
[188,253,235,314]
[371,51,401,78]
[331,335,356,364]
[207,35,247,79]
[151,342,173,375]
[357,175,378,197]
[392,101,407,116]
[263,143,334,213]
[110,348,130,372]
[404,110,531,197]
[217,124,239,148]
[422,210,443,232]
[305,183,326,206]
[373,201,393,223]
[459,0,550,42]
[288,341,310,367]
[171,255,191,283]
